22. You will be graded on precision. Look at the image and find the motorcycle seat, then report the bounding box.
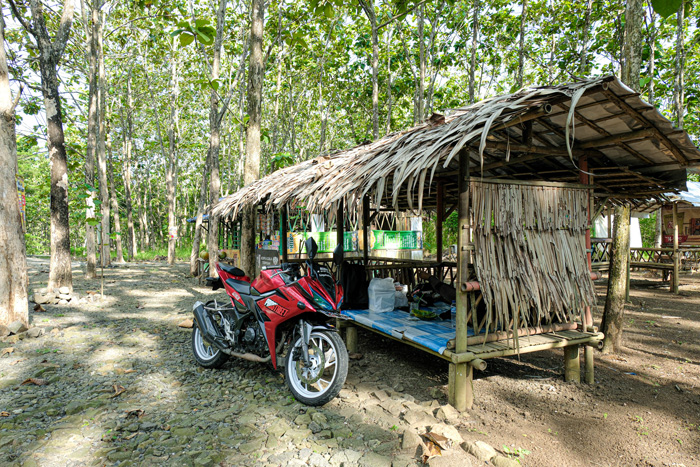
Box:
[220,263,245,277]
[225,278,251,296]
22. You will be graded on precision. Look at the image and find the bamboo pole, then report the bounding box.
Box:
[445,322,578,349]
[580,155,596,383]
[436,181,444,268]
[564,345,581,383]
[673,202,679,294]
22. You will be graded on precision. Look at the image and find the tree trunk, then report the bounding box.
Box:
[622,0,642,92]
[579,0,592,75]
[84,0,99,278]
[517,0,528,88]
[674,1,685,129]
[0,11,29,326]
[206,0,228,278]
[646,6,656,105]
[468,0,479,104]
[109,150,124,262]
[654,208,662,248]
[167,51,180,265]
[418,3,425,121]
[360,0,379,139]
[189,150,210,276]
[123,69,137,259]
[600,205,631,354]
[385,24,393,134]
[97,10,110,267]
[240,0,265,279]
[18,0,76,291]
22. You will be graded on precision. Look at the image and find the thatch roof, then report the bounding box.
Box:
[215,75,700,219]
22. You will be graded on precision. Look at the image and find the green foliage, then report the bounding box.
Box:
[639,213,658,248]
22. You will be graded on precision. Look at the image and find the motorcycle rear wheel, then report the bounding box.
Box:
[285,330,348,406]
[191,326,229,369]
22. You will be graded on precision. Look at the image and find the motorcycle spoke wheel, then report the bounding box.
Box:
[285,330,348,406]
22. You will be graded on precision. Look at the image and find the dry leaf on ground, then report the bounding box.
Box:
[126,409,145,419]
[21,378,48,386]
[0,411,9,417]
[421,440,442,463]
[349,353,363,360]
[9,359,26,366]
[178,319,193,328]
[110,385,126,398]
[0,347,15,357]
[422,431,451,449]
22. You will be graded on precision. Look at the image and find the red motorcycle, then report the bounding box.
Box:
[191,238,348,406]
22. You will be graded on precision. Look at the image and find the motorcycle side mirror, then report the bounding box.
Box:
[305,237,318,260]
[333,243,344,266]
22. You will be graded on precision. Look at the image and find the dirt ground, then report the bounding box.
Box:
[361,271,700,467]
[4,260,699,466]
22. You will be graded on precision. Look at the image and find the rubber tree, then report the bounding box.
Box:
[9,0,75,291]
[0,9,29,326]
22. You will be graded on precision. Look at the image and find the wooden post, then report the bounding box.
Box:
[672,202,679,294]
[436,181,444,267]
[579,154,595,383]
[281,206,288,263]
[336,200,344,253]
[625,242,631,301]
[362,195,370,267]
[346,325,358,353]
[450,149,472,411]
[564,345,581,383]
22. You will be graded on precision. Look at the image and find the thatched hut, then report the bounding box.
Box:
[214,76,700,410]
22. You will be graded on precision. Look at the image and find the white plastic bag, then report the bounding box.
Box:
[368,277,396,313]
[394,290,409,308]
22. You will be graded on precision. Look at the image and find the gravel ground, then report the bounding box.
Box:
[0,258,494,467]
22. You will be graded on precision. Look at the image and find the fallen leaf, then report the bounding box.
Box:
[21,378,48,386]
[349,353,363,360]
[123,432,138,440]
[125,409,145,419]
[9,358,26,366]
[33,303,46,312]
[115,368,136,375]
[421,440,442,463]
[0,347,15,357]
[135,304,145,309]
[110,385,126,398]
[422,431,451,449]
[178,319,193,328]
[0,411,9,417]
[72,363,83,370]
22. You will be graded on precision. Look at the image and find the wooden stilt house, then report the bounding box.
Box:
[214,76,700,410]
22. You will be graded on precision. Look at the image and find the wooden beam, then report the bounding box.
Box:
[336,200,344,256]
[673,202,679,294]
[578,128,655,149]
[362,195,370,266]
[436,182,444,264]
[602,88,688,166]
[281,206,289,263]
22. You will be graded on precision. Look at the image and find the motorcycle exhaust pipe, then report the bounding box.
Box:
[192,302,230,350]
[226,351,271,363]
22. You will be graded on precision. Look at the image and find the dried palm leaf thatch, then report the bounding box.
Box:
[213,76,626,220]
[470,181,595,337]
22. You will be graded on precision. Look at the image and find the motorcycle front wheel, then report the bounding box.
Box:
[285,330,348,406]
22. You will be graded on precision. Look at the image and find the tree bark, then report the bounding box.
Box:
[96,10,110,267]
[468,0,479,104]
[579,0,592,75]
[240,0,265,279]
[109,149,124,262]
[418,3,425,121]
[359,0,379,139]
[206,0,228,278]
[600,205,631,354]
[123,69,137,259]
[674,1,685,129]
[13,0,76,291]
[517,0,528,88]
[189,150,210,276]
[0,11,29,326]
[646,6,656,106]
[622,0,642,92]
[385,23,393,134]
[84,0,99,278]
[167,50,180,265]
